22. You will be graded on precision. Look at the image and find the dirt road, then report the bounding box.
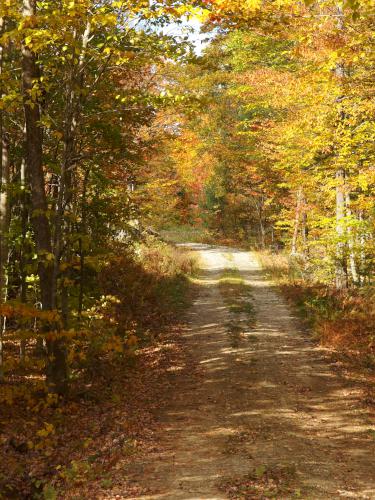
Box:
[131,245,375,499]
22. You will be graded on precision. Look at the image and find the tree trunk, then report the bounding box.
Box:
[335,168,347,289]
[0,16,10,381]
[259,218,265,249]
[22,0,67,395]
[53,20,91,325]
[358,211,366,285]
[0,15,4,380]
[0,139,10,381]
[291,187,303,255]
[78,168,89,318]
[345,191,358,285]
[19,158,28,362]
[256,196,265,249]
[302,211,308,246]
[334,5,348,290]
[0,136,10,303]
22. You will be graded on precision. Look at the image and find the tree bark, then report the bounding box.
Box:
[291,187,303,255]
[358,211,366,285]
[302,211,308,247]
[0,16,10,381]
[22,0,67,395]
[345,191,358,285]
[0,15,4,380]
[19,158,28,362]
[78,168,89,318]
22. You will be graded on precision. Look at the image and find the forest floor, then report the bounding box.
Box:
[123,244,375,500]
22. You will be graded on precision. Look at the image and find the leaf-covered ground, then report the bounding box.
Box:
[0,322,197,499]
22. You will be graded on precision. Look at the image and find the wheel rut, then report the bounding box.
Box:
[131,244,375,500]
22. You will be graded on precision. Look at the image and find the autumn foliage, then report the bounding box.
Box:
[0,0,374,496]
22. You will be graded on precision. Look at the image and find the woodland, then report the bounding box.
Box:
[0,0,374,498]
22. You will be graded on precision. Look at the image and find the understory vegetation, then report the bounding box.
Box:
[258,251,375,367]
[1,238,196,497]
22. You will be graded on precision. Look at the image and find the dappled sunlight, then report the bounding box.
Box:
[134,246,375,500]
[2,0,373,495]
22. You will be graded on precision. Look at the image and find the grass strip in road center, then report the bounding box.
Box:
[219,267,256,348]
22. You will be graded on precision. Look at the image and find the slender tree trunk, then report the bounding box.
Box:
[259,220,265,248]
[53,21,91,326]
[345,191,358,285]
[19,158,28,362]
[335,168,347,289]
[302,211,308,245]
[256,196,265,248]
[358,211,366,285]
[334,5,348,290]
[291,187,303,255]
[0,16,10,381]
[78,168,89,318]
[78,235,84,318]
[22,0,67,395]
[61,278,69,330]
[0,138,10,381]
[0,136,10,303]
[0,15,4,380]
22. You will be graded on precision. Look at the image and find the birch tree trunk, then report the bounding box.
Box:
[358,211,366,285]
[345,191,358,285]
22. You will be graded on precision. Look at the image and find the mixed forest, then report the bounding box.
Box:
[0,0,374,497]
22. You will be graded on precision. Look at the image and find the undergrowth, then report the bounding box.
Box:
[0,237,197,498]
[257,251,375,367]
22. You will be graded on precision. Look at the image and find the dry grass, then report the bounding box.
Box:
[159,225,214,244]
[256,250,375,367]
